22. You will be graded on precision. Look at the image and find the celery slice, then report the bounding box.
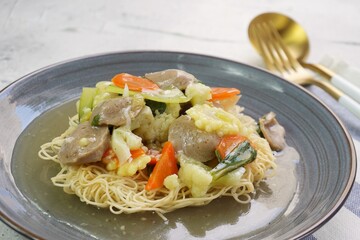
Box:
[79,87,97,123]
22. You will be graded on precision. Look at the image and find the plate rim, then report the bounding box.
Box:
[0,50,357,240]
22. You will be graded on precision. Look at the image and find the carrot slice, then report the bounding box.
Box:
[148,157,158,165]
[211,87,240,101]
[216,135,247,159]
[145,142,178,191]
[130,148,145,159]
[101,148,118,164]
[112,73,160,92]
[101,148,120,171]
[102,148,113,159]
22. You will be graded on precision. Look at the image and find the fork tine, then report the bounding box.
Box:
[252,23,285,74]
[250,20,321,85]
[250,24,276,72]
[265,22,302,71]
[260,22,293,74]
[257,23,290,74]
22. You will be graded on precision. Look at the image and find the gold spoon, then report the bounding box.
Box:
[248,12,360,104]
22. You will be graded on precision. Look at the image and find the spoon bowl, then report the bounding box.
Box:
[248,12,310,62]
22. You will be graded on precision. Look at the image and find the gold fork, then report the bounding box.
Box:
[249,21,360,118]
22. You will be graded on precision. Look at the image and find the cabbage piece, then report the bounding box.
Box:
[93,81,118,107]
[185,83,212,105]
[106,85,190,103]
[111,127,142,165]
[178,154,212,197]
[212,167,246,187]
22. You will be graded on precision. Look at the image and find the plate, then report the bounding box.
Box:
[0,51,356,239]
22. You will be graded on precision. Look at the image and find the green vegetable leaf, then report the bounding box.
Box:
[256,123,264,138]
[91,114,101,126]
[145,99,166,115]
[211,141,257,181]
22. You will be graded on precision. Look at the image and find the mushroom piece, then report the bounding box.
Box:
[145,69,198,90]
[168,115,220,162]
[259,112,286,151]
[90,96,144,127]
[58,121,110,165]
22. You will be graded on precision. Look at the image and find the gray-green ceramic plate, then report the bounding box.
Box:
[0,51,356,239]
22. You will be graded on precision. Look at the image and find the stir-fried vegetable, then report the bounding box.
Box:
[145,141,178,190]
[186,104,248,137]
[211,140,257,181]
[111,127,143,165]
[185,83,212,105]
[130,148,146,159]
[101,148,120,171]
[145,99,167,115]
[163,174,180,190]
[93,81,118,107]
[212,167,246,187]
[106,85,191,103]
[216,135,247,160]
[177,154,212,197]
[56,69,281,205]
[79,87,97,123]
[118,155,151,177]
[91,114,101,126]
[112,73,160,91]
[210,87,240,101]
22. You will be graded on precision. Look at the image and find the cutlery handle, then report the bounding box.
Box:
[338,94,360,119]
[331,74,360,104]
[304,63,360,112]
[314,79,360,119]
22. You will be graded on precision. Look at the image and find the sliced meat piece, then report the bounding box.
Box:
[90,96,144,126]
[259,112,286,151]
[58,121,110,165]
[168,115,220,162]
[145,69,198,90]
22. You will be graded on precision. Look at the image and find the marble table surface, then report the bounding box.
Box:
[1,0,360,239]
